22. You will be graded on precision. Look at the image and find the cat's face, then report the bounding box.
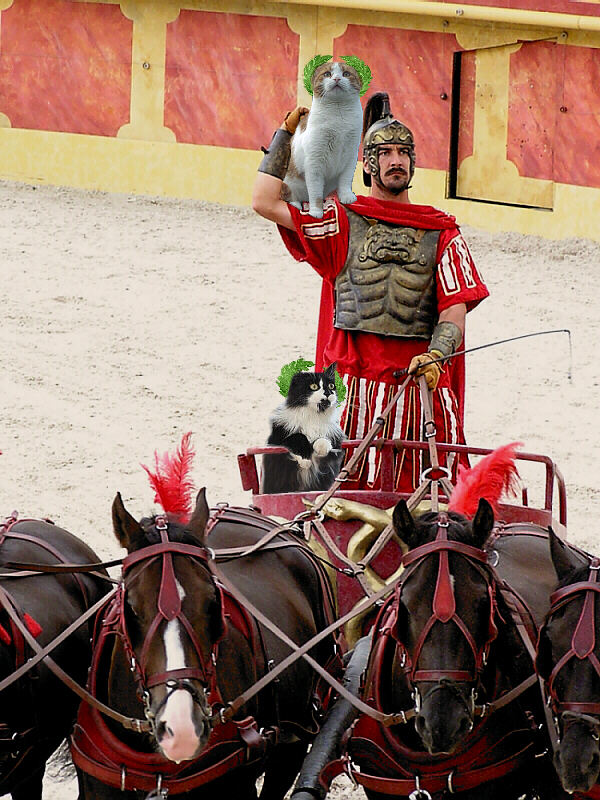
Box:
[287,364,338,412]
[312,62,361,99]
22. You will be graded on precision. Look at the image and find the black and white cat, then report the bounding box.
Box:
[261,364,345,495]
[281,60,363,219]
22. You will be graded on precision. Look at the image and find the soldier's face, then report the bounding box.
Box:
[375,145,412,194]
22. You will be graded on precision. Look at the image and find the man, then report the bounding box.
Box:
[252,92,489,492]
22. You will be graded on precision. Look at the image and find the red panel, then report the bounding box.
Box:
[507,42,558,181]
[0,0,132,136]
[554,45,600,188]
[334,25,458,171]
[457,51,475,166]
[164,11,298,149]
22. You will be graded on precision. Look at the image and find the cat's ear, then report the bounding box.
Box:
[324,362,337,378]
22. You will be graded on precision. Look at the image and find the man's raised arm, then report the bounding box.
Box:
[251,107,308,231]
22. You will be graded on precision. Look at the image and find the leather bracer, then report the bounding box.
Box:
[258,129,292,180]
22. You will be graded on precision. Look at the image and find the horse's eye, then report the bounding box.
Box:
[310,383,319,390]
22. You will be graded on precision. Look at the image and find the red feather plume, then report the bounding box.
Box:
[448,442,522,518]
[141,432,196,521]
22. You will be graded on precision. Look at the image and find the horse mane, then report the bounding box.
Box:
[138,514,200,547]
[415,510,481,546]
[448,442,522,518]
[141,432,196,521]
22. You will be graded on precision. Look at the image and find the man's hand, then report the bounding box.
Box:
[282,107,309,135]
[408,349,444,391]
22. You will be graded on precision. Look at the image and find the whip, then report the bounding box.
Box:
[394,328,573,382]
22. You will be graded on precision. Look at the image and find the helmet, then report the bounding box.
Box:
[362,93,415,187]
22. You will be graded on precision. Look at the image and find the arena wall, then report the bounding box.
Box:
[1,0,599,240]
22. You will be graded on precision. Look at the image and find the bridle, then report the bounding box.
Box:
[119,514,225,735]
[541,557,600,742]
[394,513,499,720]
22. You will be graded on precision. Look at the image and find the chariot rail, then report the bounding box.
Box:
[238,440,567,528]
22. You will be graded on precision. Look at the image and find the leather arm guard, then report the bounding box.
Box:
[258,128,292,180]
[428,321,463,358]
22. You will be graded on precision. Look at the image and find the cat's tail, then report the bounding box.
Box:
[362,91,392,139]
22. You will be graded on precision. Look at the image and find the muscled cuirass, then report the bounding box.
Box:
[334,210,441,339]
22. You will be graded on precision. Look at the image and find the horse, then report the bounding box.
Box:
[0,515,110,800]
[536,528,600,796]
[333,498,570,800]
[72,489,339,800]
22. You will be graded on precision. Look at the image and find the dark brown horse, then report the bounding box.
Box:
[536,529,600,796]
[72,489,338,800]
[338,499,569,800]
[0,517,109,800]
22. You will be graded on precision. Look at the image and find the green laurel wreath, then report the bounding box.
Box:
[341,55,372,96]
[302,54,372,97]
[303,55,332,95]
[276,358,347,406]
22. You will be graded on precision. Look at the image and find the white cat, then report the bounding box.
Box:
[282,60,364,219]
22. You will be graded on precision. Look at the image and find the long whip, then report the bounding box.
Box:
[393,328,573,381]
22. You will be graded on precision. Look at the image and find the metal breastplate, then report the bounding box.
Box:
[334,210,441,339]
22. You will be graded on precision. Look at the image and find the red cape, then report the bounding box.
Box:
[347,196,458,230]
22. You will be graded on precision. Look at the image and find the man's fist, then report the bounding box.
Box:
[408,350,444,391]
[282,107,309,135]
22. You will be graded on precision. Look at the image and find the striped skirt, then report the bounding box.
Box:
[339,375,467,493]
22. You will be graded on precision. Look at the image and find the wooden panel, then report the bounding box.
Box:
[333,25,457,171]
[0,0,132,136]
[507,41,557,181]
[164,11,298,149]
[554,44,600,188]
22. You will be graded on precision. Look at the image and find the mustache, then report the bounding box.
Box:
[385,168,408,177]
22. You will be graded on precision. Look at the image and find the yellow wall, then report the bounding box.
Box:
[1,0,600,241]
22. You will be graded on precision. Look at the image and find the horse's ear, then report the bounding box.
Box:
[188,487,210,545]
[112,493,145,552]
[549,526,583,582]
[535,627,553,680]
[393,500,418,549]
[472,498,495,548]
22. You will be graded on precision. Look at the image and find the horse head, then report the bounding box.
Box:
[391,497,496,755]
[112,488,224,764]
[537,529,600,794]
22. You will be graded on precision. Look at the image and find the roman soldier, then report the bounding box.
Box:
[252,93,489,491]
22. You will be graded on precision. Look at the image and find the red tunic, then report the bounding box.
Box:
[278,195,489,491]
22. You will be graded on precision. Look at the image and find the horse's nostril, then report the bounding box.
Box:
[156,720,174,741]
[415,715,427,738]
[457,715,473,739]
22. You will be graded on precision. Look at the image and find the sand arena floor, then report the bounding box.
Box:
[0,180,599,798]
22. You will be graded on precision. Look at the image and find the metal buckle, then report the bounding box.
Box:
[447,770,456,794]
[121,765,127,792]
[409,775,433,800]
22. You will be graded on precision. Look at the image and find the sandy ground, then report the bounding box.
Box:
[0,180,599,798]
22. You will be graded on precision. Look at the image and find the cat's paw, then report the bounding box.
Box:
[337,190,357,205]
[308,206,324,219]
[313,437,332,457]
[291,454,313,470]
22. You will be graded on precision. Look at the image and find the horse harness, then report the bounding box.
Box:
[0,513,100,789]
[71,505,343,797]
[541,558,600,769]
[322,514,546,799]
